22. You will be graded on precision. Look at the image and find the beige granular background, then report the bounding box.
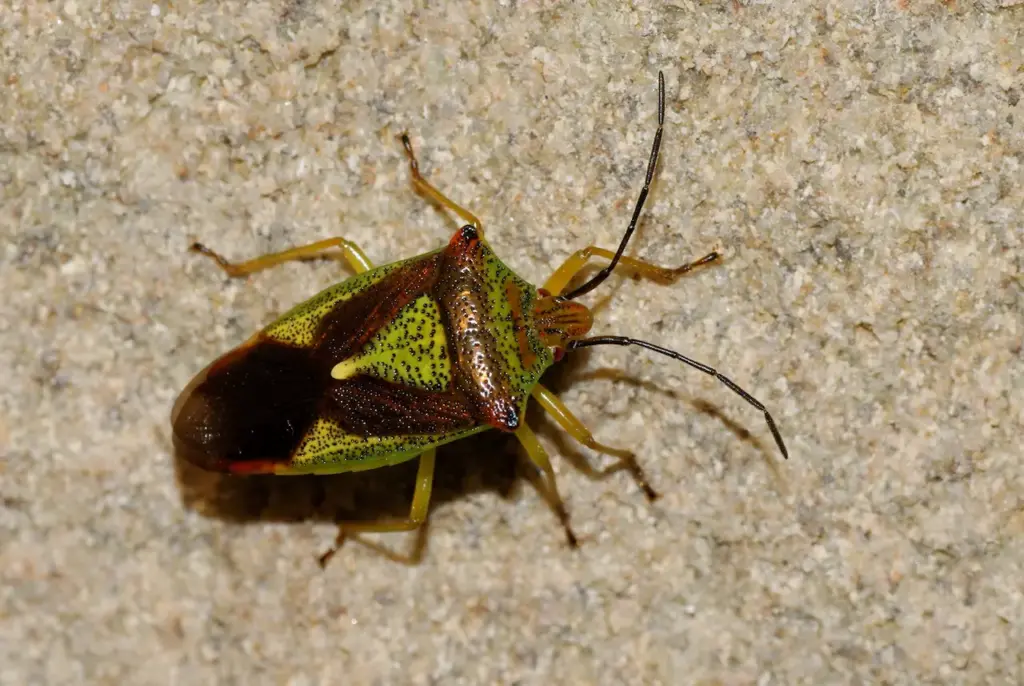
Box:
[2,2,1022,684]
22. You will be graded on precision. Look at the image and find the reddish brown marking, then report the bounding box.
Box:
[532,296,594,348]
[506,280,538,370]
[328,376,475,436]
[228,460,281,475]
[315,253,444,362]
[447,224,480,256]
[436,226,522,431]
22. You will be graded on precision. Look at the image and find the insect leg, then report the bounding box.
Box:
[514,423,579,547]
[190,237,374,277]
[317,449,436,567]
[398,133,483,234]
[531,384,658,501]
[543,246,719,296]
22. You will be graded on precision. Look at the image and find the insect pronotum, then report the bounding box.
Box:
[172,72,788,564]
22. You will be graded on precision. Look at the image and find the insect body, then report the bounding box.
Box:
[172,73,788,563]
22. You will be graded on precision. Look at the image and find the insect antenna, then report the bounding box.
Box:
[568,336,789,460]
[562,71,666,301]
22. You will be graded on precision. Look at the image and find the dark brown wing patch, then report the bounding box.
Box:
[315,253,443,362]
[326,375,476,436]
[171,340,326,471]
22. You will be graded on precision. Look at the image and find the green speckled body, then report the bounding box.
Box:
[171,226,555,476]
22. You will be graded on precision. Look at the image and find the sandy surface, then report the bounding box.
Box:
[2,1,1022,684]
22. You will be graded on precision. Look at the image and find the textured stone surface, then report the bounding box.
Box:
[2,1,1021,684]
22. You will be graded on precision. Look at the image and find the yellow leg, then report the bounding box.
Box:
[531,384,658,501]
[318,449,436,566]
[399,133,483,234]
[191,237,374,277]
[543,246,719,296]
[514,423,578,547]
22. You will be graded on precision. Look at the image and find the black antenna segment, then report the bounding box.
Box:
[569,335,789,460]
[563,71,666,301]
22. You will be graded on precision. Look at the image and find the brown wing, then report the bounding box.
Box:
[325,375,476,436]
[313,252,444,362]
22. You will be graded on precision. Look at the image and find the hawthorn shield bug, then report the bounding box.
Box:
[172,72,788,564]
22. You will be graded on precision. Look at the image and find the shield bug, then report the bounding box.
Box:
[172,72,788,564]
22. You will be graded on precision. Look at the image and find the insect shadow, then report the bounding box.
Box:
[170,350,776,561]
[172,430,522,545]
[537,350,776,476]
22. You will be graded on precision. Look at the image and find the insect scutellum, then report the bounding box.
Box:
[173,71,788,565]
